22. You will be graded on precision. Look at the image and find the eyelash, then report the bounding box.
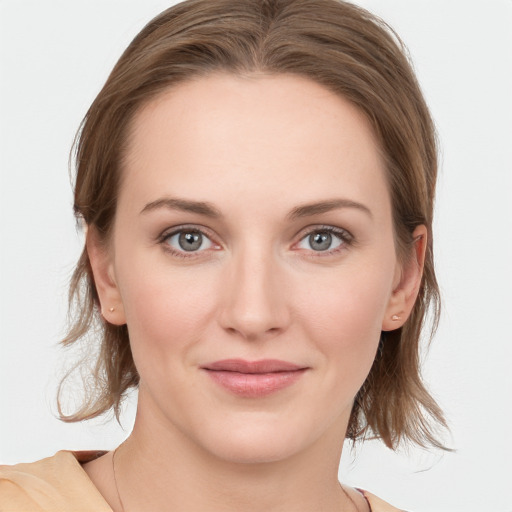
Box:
[157,224,354,260]
[296,225,354,258]
[157,225,218,260]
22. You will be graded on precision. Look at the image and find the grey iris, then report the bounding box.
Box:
[310,232,332,251]
[179,232,202,251]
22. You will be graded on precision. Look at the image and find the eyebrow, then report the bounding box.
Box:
[286,199,373,220]
[140,197,372,220]
[140,197,222,218]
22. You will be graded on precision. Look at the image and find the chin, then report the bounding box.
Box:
[206,432,304,465]
[190,412,324,465]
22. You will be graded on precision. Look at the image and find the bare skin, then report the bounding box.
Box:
[84,430,370,512]
[83,73,425,511]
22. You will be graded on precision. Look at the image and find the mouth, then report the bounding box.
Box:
[201,359,308,398]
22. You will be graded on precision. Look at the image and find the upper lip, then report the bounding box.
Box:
[202,359,306,374]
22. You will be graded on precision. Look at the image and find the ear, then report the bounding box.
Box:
[86,225,126,326]
[382,225,427,331]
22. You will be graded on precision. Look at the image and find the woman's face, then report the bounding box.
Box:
[93,73,412,463]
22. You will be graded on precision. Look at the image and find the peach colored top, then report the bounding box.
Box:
[0,451,403,511]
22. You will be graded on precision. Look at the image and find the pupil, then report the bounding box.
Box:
[310,232,332,251]
[179,232,202,251]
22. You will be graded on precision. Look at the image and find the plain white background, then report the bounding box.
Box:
[1,1,511,511]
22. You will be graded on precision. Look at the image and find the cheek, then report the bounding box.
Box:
[116,257,218,368]
[296,264,393,381]
[300,266,391,338]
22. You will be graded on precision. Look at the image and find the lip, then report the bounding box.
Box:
[201,359,308,398]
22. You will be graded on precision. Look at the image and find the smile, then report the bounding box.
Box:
[201,359,308,398]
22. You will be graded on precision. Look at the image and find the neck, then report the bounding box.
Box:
[114,402,353,512]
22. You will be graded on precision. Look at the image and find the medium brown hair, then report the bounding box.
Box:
[60,0,447,449]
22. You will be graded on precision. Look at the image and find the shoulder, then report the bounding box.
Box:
[341,484,407,512]
[0,451,112,511]
[360,489,407,512]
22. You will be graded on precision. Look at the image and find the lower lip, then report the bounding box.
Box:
[204,369,307,398]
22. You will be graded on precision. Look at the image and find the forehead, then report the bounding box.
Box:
[120,73,390,220]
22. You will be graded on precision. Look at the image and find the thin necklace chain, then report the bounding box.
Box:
[112,445,126,512]
[112,444,361,512]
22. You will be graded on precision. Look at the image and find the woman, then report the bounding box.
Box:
[0,0,448,510]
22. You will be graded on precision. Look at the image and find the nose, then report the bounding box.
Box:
[218,244,290,342]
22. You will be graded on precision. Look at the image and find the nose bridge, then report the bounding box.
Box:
[219,240,289,340]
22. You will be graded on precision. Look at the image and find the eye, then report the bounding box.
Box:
[296,227,350,253]
[163,228,214,253]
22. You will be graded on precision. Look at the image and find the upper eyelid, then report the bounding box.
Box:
[159,224,351,241]
[159,224,217,240]
[296,224,351,237]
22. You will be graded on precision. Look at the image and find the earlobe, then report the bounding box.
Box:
[86,226,126,326]
[382,225,427,331]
